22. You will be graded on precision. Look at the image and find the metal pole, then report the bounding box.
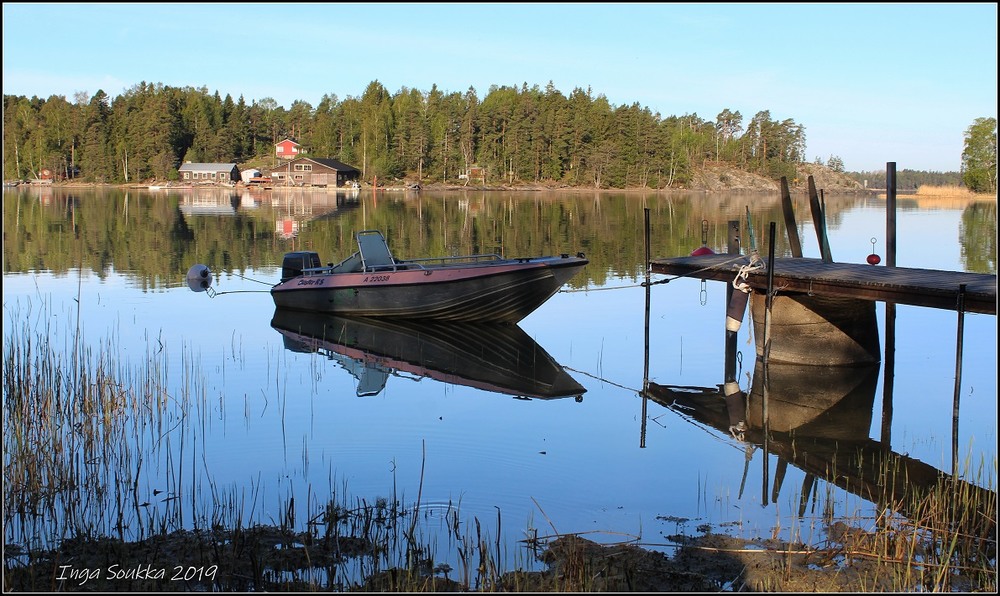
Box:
[953,284,966,475]
[886,162,896,268]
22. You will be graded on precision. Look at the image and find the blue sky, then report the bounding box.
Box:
[3,3,996,173]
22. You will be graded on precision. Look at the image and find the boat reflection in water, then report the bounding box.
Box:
[644,359,995,532]
[271,308,586,400]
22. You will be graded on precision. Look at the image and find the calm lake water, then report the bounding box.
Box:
[3,185,996,573]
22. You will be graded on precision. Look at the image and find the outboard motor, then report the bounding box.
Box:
[281,251,321,282]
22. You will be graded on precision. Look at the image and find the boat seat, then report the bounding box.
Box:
[330,251,363,273]
[356,230,397,270]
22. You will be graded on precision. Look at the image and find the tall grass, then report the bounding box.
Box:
[845,454,997,591]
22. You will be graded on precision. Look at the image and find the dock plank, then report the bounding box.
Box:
[649,255,997,315]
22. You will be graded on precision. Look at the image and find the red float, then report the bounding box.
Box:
[867,237,880,265]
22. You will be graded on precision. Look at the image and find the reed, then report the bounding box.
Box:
[843,452,997,591]
[733,444,997,592]
[2,308,536,591]
[915,184,992,199]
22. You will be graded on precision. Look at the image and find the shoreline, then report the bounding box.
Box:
[8,180,888,196]
[6,178,995,200]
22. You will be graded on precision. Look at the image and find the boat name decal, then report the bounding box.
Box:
[296,278,326,286]
[363,275,391,283]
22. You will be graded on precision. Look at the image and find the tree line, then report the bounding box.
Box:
[4,81,993,192]
[4,80,813,188]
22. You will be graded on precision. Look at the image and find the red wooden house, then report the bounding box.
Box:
[275,139,303,160]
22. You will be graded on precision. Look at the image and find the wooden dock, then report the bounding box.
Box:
[649,254,997,316]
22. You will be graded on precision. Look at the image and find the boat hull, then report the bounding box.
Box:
[270,255,588,323]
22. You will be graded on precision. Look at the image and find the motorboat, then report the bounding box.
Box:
[271,230,588,322]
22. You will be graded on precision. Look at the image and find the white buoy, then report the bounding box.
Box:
[186,264,213,292]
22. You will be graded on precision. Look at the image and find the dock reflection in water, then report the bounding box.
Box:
[271,309,587,400]
[644,359,995,532]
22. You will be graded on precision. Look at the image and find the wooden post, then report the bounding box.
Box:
[780,177,803,258]
[807,176,833,263]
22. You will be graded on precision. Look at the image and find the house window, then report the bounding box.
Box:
[277,145,284,153]
[211,172,217,179]
[294,164,312,171]
[183,172,190,180]
[294,175,303,181]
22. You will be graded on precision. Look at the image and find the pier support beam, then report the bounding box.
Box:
[749,293,881,366]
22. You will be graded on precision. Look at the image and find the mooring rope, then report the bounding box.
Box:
[232,272,275,286]
[559,253,756,293]
[731,250,765,294]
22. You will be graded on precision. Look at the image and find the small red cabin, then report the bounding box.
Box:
[275,139,302,160]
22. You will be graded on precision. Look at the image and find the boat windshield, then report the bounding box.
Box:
[356,230,397,270]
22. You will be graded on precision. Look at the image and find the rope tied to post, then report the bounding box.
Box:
[732,250,765,294]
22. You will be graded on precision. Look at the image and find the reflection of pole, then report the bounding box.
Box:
[738,445,752,499]
[881,303,895,449]
[771,457,788,504]
[761,222,777,506]
[725,218,750,437]
[641,208,651,448]
[953,284,966,475]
